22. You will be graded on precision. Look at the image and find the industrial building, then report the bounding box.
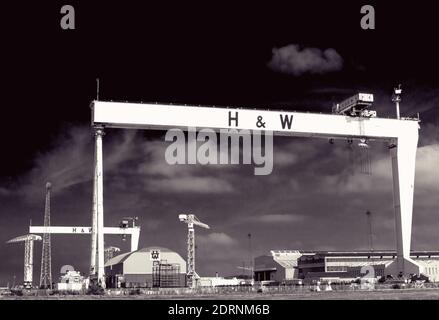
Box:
[254,250,305,282]
[104,246,186,288]
[56,270,84,291]
[254,250,439,284]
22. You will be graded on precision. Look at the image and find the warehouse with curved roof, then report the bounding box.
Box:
[105,246,186,288]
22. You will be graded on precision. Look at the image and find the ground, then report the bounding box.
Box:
[2,288,439,300]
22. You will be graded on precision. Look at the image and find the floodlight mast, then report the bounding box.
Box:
[91,93,422,278]
[392,84,402,120]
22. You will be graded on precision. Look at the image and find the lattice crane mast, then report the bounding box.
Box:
[40,182,53,289]
[178,214,210,288]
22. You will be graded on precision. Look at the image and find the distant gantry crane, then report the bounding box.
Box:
[6,234,42,289]
[178,214,210,288]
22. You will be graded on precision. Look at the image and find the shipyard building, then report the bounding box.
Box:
[254,250,439,284]
[105,246,186,288]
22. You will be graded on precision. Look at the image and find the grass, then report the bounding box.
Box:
[3,288,439,300]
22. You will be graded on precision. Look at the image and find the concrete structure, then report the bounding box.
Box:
[254,250,439,284]
[254,250,304,283]
[105,246,186,288]
[91,97,421,278]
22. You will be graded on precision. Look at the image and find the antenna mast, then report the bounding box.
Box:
[96,78,100,100]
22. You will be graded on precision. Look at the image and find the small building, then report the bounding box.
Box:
[56,270,85,291]
[105,246,186,288]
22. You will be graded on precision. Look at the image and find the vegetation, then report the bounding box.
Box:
[87,282,105,295]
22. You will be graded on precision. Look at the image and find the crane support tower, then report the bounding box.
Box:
[40,182,53,289]
[90,126,105,285]
[6,234,42,288]
[179,214,210,288]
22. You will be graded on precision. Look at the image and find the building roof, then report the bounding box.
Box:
[269,250,439,257]
[270,250,303,269]
[105,246,174,267]
[310,251,439,258]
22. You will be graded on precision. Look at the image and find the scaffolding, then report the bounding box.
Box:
[152,260,181,288]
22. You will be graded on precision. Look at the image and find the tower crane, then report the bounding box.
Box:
[6,234,42,289]
[178,214,210,288]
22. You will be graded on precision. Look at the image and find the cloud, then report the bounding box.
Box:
[13,126,140,204]
[194,232,251,276]
[137,140,236,193]
[324,143,439,196]
[414,144,439,191]
[250,214,304,224]
[146,176,234,194]
[16,126,93,203]
[268,44,343,76]
[198,232,237,246]
[0,187,11,196]
[273,150,298,166]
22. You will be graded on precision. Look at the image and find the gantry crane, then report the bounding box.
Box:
[178,214,210,288]
[6,234,42,289]
[92,85,422,277]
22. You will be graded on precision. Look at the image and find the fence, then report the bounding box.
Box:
[105,282,439,296]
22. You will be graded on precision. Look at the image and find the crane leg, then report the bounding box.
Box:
[386,135,423,277]
[91,126,106,286]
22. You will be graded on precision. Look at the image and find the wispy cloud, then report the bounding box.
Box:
[268,44,343,76]
[146,177,234,194]
[251,214,304,223]
[198,232,237,246]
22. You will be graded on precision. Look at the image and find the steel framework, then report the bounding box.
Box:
[40,182,52,289]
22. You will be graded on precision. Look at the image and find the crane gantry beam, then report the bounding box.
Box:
[29,225,140,252]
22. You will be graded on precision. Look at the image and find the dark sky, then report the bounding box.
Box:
[1,1,438,285]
